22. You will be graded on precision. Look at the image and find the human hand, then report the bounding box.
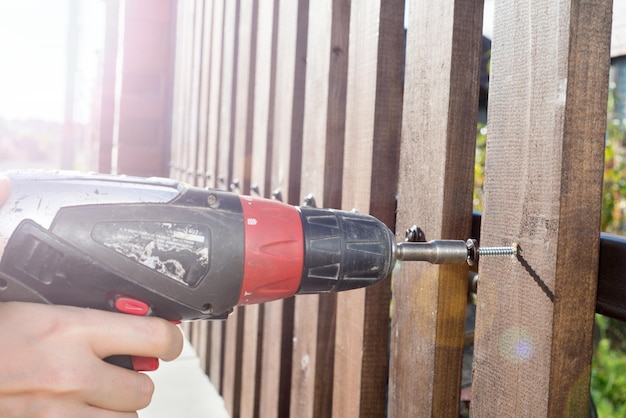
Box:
[0,177,183,416]
[0,302,183,417]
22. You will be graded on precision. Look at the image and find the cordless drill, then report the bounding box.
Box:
[0,170,506,322]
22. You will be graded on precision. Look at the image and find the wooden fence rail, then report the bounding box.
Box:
[164,0,614,416]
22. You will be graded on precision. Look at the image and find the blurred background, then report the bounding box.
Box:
[0,0,104,171]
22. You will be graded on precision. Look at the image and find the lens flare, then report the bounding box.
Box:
[498,326,534,363]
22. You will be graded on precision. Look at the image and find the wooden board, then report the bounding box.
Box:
[186,0,206,366]
[332,1,404,416]
[239,0,278,416]
[215,0,238,190]
[205,0,225,188]
[388,0,484,416]
[168,0,191,179]
[230,0,257,194]
[471,1,612,415]
[196,0,215,187]
[289,1,350,416]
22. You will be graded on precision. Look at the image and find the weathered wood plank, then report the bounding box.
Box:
[218,0,258,416]
[333,1,404,417]
[209,0,246,416]
[239,0,278,416]
[388,0,484,416]
[290,1,350,417]
[215,0,238,191]
[195,0,214,190]
[259,1,309,416]
[205,0,225,189]
[186,0,207,367]
[230,0,257,194]
[169,0,192,180]
[205,0,227,392]
[471,1,612,416]
[269,0,308,207]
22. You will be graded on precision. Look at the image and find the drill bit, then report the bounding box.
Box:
[396,230,517,266]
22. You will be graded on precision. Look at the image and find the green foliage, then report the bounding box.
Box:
[473,124,486,211]
[602,88,626,233]
[592,315,626,417]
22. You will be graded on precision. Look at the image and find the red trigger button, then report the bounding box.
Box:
[131,356,160,372]
[114,297,150,316]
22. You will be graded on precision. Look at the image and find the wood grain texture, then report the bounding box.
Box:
[332,1,404,417]
[216,0,238,190]
[240,1,278,416]
[196,0,215,187]
[194,0,225,393]
[258,2,309,416]
[230,0,257,194]
[205,0,225,189]
[388,0,484,416]
[184,0,204,184]
[290,0,349,416]
[168,0,191,179]
[471,1,612,416]
[269,0,308,206]
[212,0,244,416]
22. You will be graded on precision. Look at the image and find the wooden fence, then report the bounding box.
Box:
[164,0,614,416]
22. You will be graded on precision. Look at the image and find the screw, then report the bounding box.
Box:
[405,226,426,242]
[303,194,317,208]
[207,194,219,207]
[466,240,517,265]
[478,245,518,257]
[272,189,283,202]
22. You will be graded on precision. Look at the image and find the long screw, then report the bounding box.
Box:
[478,245,518,257]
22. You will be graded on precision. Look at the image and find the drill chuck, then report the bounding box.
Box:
[296,207,396,294]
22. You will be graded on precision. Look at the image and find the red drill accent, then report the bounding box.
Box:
[237,196,304,305]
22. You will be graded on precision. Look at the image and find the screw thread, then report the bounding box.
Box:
[478,246,517,257]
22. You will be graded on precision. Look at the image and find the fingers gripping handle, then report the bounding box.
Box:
[104,296,160,372]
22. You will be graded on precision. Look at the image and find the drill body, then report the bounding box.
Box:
[0,171,396,321]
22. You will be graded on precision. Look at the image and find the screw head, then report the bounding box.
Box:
[207,194,219,208]
[405,226,425,242]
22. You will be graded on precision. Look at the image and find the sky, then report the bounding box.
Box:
[0,0,104,123]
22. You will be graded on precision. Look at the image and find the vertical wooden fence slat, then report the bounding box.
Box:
[290,1,350,417]
[207,0,239,398]
[218,0,258,416]
[195,0,212,190]
[195,0,224,391]
[188,0,210,372]
[205,0,224,190]
[269,0,308,208]
[96,0,119,173]
[184,0,204,185]
[471,1,612,416]
[258,1,309,416]
[230,0,257,194]
[216,0,239,192]
[332,1,404,417]
[194,0,212,191]
[388,0,484,416]
[239,0,279,417]
[170,0,193,183]
[192,0,216,374]
[168,0,194,339]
